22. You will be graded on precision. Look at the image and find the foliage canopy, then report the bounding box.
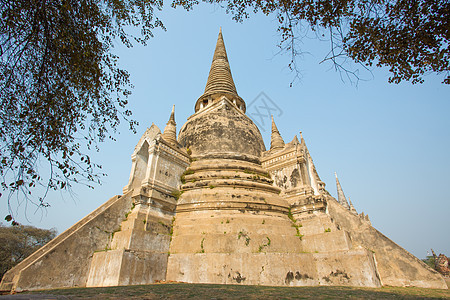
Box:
[173,0,450,84]
[0,0,164,221]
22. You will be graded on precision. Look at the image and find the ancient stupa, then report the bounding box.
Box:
[1,30,447,292]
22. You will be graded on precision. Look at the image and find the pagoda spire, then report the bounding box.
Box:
[270,116,285,151]
[335,172,350,209]
[203,28,238,96]
[195,29,245,112]
[161,105,177,145]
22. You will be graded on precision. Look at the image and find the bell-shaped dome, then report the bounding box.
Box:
[178,97,265,158]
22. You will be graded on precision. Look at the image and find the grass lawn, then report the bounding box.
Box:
[14,283,448,299]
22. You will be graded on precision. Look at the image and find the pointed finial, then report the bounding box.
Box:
[161,105,177,145]
[270,116,285,151]
[169,104,175,122]
[335,172,350,209]
[291,135,300,145]
[348,197,357,214]
[300,131,306,146]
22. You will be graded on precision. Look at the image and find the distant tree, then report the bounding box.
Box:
[422,255,436,269]
[173,0,450,85]
[0,223,57,278]
[0,0,164,222]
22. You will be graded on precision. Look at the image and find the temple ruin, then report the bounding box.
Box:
[1,29,447,292]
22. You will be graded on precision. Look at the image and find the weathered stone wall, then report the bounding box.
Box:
[124,125,160,193]
[85,128,188,288]
[261,137,325,212]
[167,250,380,287]
[167,207,381,288]
[149,146,187,191]
[86,205,171,287]
[87,249,168,287]
[0,192,134,292]
[326,197,447,289]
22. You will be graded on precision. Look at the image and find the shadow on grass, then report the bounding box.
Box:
[2,283,449,299]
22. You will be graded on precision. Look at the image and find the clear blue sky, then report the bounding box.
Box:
[2,3,449,259]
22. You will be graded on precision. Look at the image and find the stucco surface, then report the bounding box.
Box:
[1,30,447,293]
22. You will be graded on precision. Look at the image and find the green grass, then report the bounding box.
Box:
[19,283,450,299]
